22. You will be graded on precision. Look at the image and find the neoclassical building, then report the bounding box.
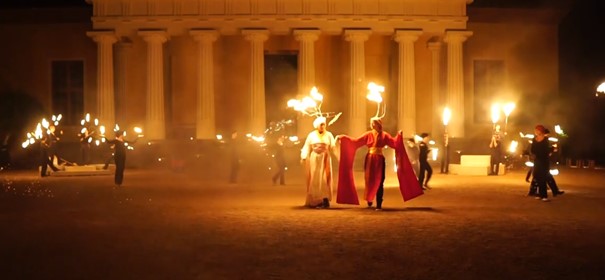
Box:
[0,0,564,148]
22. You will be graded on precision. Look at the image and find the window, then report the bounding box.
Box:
[52,60,84,125]
[473,60,504,123]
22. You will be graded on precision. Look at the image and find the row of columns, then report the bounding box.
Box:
[87,28,471,140]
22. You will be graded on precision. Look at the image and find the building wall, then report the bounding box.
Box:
[1,3,563,143]
[466,9,561,140]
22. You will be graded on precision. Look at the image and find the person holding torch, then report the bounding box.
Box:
[336,82,423,210]
[104,127,143,186]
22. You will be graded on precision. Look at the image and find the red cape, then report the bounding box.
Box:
[337,132,423,205]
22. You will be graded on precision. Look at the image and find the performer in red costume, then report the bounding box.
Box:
[336,82,423,210]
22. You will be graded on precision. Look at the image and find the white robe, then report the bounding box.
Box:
[300,130,335,207]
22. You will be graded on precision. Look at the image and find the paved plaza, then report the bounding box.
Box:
[1,164,605,279]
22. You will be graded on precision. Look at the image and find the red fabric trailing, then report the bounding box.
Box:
[337,131,423,205]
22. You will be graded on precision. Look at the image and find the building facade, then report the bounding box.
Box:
[0,0,564,153]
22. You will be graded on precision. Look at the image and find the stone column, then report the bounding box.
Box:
[115,39,132,124]
[138,30,169,140]
[444,30,472,138]
[243,29,269,135]
[87,31,117,126]
[344,29,371,136]
[293,29,320,135]
[190,30,219,140]
[428,41,442,140]
[394,30,422,137]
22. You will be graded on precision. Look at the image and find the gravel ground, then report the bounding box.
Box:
[1,165,605,280]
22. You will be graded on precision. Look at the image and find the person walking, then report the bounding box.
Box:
[337,118,423,210]
[417,133,433,190]
[271,135,287,185]
[300,117,335,208]
[530,125,553,202]
[40,126,60,177]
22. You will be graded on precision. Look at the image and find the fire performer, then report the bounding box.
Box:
[336,82,423,210]
[290,87,341,208]
[40,125,60,176]
[301,117,336,208]
[530,125,554,202]
[104,129,139,186]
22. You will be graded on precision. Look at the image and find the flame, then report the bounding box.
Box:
[554,125,564,135]
[502,102,515,117]
[491,103,500,124]
[509,140,518,153]
[442,107,451,126]
[310,87,323,101]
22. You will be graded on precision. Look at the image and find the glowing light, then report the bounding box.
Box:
[99,126,106,135]
[216,134,223,140]
[554,125,565,135]
[442,107,451,126]
[85,113,90,122]
[525,161,534,167]
[432,148,439,161]
[597,82,605,95]
[491,103,500,124]
[502,102,515,117]
[550,169,559,176]
[310,87,323,101]
[134,127,143,134]
[548,137,559,142]
[428,140,436,145]
[508,140,518,153]
[288,136,299,142]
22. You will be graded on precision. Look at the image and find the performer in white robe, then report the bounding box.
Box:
[300,117,335,208]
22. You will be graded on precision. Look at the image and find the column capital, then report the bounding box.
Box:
[242,29,269,42]
[344,29,371,42]
[427,41,442,51]
[444,30,473,43]
[86,31,118,44]
[293,29,321,42]
[393,29,422,43]
[190,29,219,43]
[138,30,169,44]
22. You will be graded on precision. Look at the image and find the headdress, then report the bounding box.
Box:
[313,117,327,129]
[287,86,342,127]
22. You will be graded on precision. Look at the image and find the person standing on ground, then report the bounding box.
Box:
[229,130,243,184]
[489,125,504,175]
[78,126,93,165]
[530,125,553,202]
[272,135,287,185]
[418,133,433,190]
[40,126,60,177]
[337,117,423,210]
[300,117,335,208]
[105,130,135,186]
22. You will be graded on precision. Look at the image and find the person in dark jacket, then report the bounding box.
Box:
[40,125,60,177]
[418,133,433,190]
[105,130,136,186]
